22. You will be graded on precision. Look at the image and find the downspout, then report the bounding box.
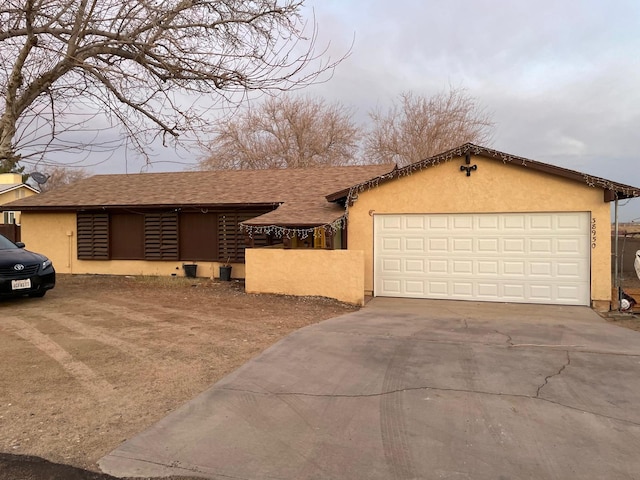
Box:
[614,195,620,310]
[66,230,74,273]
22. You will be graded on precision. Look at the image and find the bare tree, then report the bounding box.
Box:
[35,165,90,192]
[0,0,343,172]
[365,88,494,166]
[199,95,359,169]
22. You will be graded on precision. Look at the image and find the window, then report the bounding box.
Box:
[77,209,270,262]
[287,227,339,249]
[144,212,179,260]
[180,212,217,261]
[77,213,109,259]
[3,212,16,224]
[110,213,144,259]
[218,211,269,262]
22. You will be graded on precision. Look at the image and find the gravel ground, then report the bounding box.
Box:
[0,274,357,479]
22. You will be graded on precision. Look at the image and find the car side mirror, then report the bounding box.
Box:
[15,242,25,248]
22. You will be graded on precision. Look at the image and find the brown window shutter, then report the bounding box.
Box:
[218,212,240,262]
[218,211,269,263]
[77,213,109,260]
[144,212,178,260]
[110,213,144,259]
[179,212,218,261]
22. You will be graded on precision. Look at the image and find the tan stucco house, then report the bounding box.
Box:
[3,144,638,311]
[0,173,39,224]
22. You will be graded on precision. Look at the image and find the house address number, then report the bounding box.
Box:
[591,218,597,249]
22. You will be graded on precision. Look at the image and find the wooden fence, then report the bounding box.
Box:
[0,223,21,243]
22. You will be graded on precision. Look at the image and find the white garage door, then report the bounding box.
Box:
[374,213,590,305]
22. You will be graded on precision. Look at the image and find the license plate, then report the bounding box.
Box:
[11,279,31,290]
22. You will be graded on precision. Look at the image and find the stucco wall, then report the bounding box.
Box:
[245,248,365,305]
[347,155,612,308]
[19,212,245,278]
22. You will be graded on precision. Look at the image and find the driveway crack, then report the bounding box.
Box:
[219,382,640,428]
[493,329,513,346]
[536,350,570,398]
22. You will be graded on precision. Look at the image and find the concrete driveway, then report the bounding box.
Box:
[100,298,640,480]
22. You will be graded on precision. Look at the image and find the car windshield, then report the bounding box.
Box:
[0,234,19,250]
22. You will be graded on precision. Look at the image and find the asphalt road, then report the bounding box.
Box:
[100,298,640,480]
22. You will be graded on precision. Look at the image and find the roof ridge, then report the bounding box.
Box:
[325,143,640,202]
[89,162,394,178]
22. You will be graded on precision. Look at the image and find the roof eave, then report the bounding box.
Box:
[242,221,340,227]
[0,202,281,212]
[326,143,640,203]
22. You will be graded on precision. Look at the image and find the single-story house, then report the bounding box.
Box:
[0,173,39,224]
[3,143,639,311]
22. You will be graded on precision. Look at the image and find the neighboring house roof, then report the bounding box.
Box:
[2,164,396,230]
[0,183,39,197]
[326,143,640,203]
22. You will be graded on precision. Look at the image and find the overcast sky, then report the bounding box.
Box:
[304,0,640,220]
[93,0,640,220]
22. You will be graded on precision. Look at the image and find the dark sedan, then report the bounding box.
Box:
[0,234,55,298]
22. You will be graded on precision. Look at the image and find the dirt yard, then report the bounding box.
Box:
[0,275,358,478]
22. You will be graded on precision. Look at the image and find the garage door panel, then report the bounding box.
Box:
[428,259,447,273]
[502,283,526,299]
[503,261,525,275]
[405,259,425,273]
[427,281,448,295]
[452,260,473,274]
[405,281,425,294]
[382,216,402,229]
[530,215,553,230]
[405,237,425,251]
[452,238,473,252]
[428,238,448,252]
[557,285,586,303]
[478,261,499,275]
[452,282,473,296]
[503,238,526,253]
[503,215,526,230]
[530,238,553,253]
[381,258,401,272]
[453,216,473,229]
[428,216,448,229]
[477,238,499,252]
[375,213,590,306]
[529,261,553,277]
[529,284,553,300]
[478,215,499,229]
[477,283,499,297]
[381,279,402,294]
[557,214,582,230]
[405,216,425,229]
[556,261,584,278]
[557,238,585,254]
[382,237,402,251]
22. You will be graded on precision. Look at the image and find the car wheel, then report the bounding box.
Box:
[28,290,46,298]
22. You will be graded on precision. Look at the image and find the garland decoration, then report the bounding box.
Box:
[241,216,346,239]
[241,143,640,239]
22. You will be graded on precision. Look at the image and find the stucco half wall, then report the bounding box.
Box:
[18,212,245,278]
[245,248,365,305]
[347,154,612,311]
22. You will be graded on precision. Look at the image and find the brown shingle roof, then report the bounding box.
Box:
[4,164,395,227]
